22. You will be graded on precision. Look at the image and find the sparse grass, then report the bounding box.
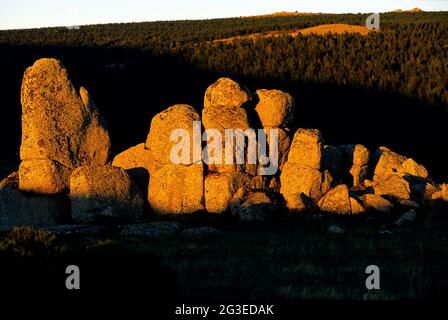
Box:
[0,202,447,303]
[0,226,59,257]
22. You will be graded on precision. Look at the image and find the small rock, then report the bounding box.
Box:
[362,194,394,213]
[237,192,274,222]
[181,227,223,237]
[120,222,180,237]
[373,175,411,200]
[395,210,417,226]
[327,225,345,234]
[399,199,420,208]
[318,184,351,215]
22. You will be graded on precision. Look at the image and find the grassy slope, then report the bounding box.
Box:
[213,23,375,43]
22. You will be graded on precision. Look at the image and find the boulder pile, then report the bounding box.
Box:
[0,58,446,228]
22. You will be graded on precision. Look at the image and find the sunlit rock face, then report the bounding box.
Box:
[255,89,295,128]
[318,184,352,215]
[202,79,252,174]
[146,104,201,165]
[204,77,252,110]
[146,104,205,214]
[20,58,111,194]
[280,129,332,211]
[149,163,204,215]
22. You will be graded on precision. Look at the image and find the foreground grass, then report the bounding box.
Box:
[0,209,447,304]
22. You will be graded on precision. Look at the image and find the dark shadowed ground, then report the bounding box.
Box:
[1,209,447,315]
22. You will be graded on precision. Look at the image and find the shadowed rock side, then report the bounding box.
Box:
[1,59,447,227]
[69,165,145,223]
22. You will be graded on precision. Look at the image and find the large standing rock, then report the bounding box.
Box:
[318,184,352,215]
[287,129,324,169]
[373,175,411,200]
[280,128,333,211]
[204,78,252,109]
[204,172,251,214]
[69,166,145,223]
[0,172,69,229]
[149,164,204,214]
[280,162,332,210]
[20,58,110,194]
[19,159,71,194]
[255,89,294,128]
[146,104,201,165]
[21,58,110,170]
[347,144,370,186]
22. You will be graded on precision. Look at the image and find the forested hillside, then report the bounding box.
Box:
[0,12,447,177]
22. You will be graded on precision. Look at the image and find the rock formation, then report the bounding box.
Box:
[2,61,448,228]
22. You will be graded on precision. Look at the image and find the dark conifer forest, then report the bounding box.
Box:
[1,12,447,177]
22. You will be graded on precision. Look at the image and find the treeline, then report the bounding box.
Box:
[181,22,448,105]
[0,12,447,105]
